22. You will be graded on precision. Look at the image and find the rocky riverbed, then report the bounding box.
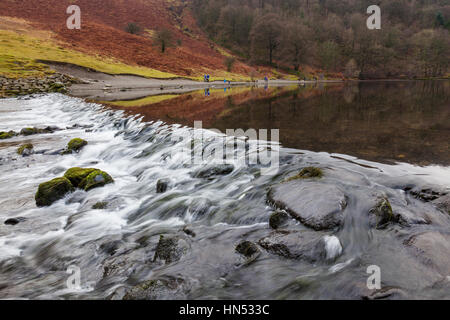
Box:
[0,73,75,98]
[0,94,449,299]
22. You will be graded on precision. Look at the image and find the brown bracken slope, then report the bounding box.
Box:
[0,0,253,77]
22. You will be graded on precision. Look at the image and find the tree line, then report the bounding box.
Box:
[192,0,450,78]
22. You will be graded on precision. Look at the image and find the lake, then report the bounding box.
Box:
[103,80,450,166]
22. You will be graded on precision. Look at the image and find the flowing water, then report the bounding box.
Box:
[0,81,449,299]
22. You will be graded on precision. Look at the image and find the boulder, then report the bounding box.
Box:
[66,138,88,153]
[268,181,347,230]
[35,177,74,207]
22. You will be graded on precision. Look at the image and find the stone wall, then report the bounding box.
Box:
[0,73,75,98]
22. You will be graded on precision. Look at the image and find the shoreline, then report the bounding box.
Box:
[1,60,448,101]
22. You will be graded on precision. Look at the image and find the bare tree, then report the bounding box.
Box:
[153,29,175,53]
[125,22,141,35]
[250,13,283,65]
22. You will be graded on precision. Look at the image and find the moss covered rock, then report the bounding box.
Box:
[286,167,323,182]
[17,143,34,156]
[35,177,74,207]
[64,167,97,187]
[0,131,17,140]
[20,127,54,136]
[92,201,108,210]
[78,170,114,191]
[68,138,88,152]
[20,127,39,136]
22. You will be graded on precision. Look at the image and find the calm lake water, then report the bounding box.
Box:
[104,80,450,166]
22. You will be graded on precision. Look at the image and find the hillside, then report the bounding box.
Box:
[0,0,266,81]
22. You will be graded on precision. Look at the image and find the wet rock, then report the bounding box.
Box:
[99,240,123,256]
[182,226,196,237]
[92,201,108,210]
[63,167,97,187]
[269,211,289,229]
[235,241,259,258]
[368,197,397,229]
[4,217,27,225]
[193,164,234,179]
[156,179,170,194]
[123,277,188,300]
[17,143,34,156]
[153,235,189,264]
[404,231,450,277]
[35,177,74,207]
[406,186,447,202]
[62,138,88,154]
[258,231,342,262]
[20,127,54,136]
[432,194,450,214]
[0,131,17,140]
[362,286,408,300]
[285,167,323,182]
[78,170,114,191]
[268,181,347,231]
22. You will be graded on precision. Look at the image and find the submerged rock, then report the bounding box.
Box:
[4,217,27,225]
[153,235,189,264]
[368,197,397,229]
[193,164,234,179]
[35,177,74,207]
[268,181,347,231]
[63,167,97,187]
[78,170,114,191]
[269,211,289,229]
[235,241,259,258]
[92,201,108,210]
[258,231,342,262]
[404,231,450,277]
[17,143,34,156]
[123,277,188,300]
[0,131,17,140]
